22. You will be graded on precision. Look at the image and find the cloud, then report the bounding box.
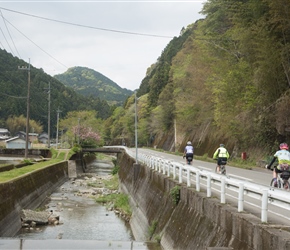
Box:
[0,1,205,90]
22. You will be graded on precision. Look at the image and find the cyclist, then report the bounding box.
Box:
[213,144,230,174]
[183,141,194,164]
[266,142,290,187]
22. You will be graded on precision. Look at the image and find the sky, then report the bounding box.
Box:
[0,1,206,91]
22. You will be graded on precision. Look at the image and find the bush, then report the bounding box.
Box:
[170,186,180,205]
[111,166,120,175]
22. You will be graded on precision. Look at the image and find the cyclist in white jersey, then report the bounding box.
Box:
[266,143,290,186]
[183,141,194,164]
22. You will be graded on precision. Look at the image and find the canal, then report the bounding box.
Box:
[1,156,161,250]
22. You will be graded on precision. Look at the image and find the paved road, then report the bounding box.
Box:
[130,147,290,227]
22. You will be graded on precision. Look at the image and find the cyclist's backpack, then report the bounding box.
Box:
[280,163,290,171]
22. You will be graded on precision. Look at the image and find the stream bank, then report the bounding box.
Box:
[16,158,133,241]
[13,155,161,250]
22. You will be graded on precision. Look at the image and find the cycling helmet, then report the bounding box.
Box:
[187,141,192,145]
[220,144,225,147]
[280,143,289,150]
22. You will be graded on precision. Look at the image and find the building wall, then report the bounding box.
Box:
[6,139,31,149]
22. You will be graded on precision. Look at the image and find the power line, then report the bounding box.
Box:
[0,10,20,58]
[2,16,68,69]
[0,92,26,99]
[0,7,174,39]
[0,18,13,54]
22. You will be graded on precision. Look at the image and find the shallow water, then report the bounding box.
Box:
[15,159,133,241]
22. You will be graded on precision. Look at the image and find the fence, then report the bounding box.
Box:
[123,147,290,224]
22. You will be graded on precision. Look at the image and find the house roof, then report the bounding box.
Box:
[0,128,9,133]
[5,136,31,143]
[16,131,38,136]
[5,136,25,143]
[38,134,49,139]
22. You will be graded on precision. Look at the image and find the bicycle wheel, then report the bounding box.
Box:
[283,180,290,190]
[221,165,226,175]
[270,178,281,188]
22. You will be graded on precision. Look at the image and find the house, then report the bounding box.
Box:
[0,128,11,140]
[5,136,31,149]
[15,131,26,140]
[15,131,39,143]
[38,132,49,144]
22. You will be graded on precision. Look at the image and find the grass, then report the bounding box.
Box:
[0,158,63,183]
[94,170,132,217]
[0,148,75,183]
[148,220,158,239]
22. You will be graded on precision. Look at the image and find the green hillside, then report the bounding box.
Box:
[105,0,290,163]
[0,49,112,137]
[54,67,133,106]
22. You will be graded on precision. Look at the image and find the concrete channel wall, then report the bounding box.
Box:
[117,151,290,250]
[0,161,69,237]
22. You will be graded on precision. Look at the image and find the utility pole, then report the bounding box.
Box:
[174,119,177,152]
[77,118,80,145]
[18,59,31,158]
[44,82,51,148]
[134,92,138,164]
[56,108,61,148]
[133,92,140,182]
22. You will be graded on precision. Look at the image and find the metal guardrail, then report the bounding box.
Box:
[121,147,290,223]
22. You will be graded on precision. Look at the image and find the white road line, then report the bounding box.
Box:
[227,174,252,182]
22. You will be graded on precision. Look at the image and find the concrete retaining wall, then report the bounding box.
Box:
[0,149,51,158]
[0,161,68,237]
[117,152,290,250]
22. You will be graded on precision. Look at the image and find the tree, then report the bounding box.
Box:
[59,110,103,147]
[72,125,101,147]
[6,115,43,136]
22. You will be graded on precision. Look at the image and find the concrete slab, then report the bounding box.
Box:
[68,160,77,178]
[0,239,152,249]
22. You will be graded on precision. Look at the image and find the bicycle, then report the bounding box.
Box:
[215,159,227,175]
[270,170,290,190]
[183,154,193,165]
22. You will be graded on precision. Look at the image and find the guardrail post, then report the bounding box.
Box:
[221,177,226,204]
[173,164,176,180]
[196,171,200,192]
[163,160,166,175]
[179,165,183,184]
[167,162,171,177]
[187,168,191,187]
[261,189,268,223]
[238,183,244,212]
[207,173,211,197]
[158,159,162,173]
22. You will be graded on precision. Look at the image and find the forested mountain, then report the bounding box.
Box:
[1,0,289,163]
[54,67,133,106]
[105,0,290,162]
[0,49,112,137]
